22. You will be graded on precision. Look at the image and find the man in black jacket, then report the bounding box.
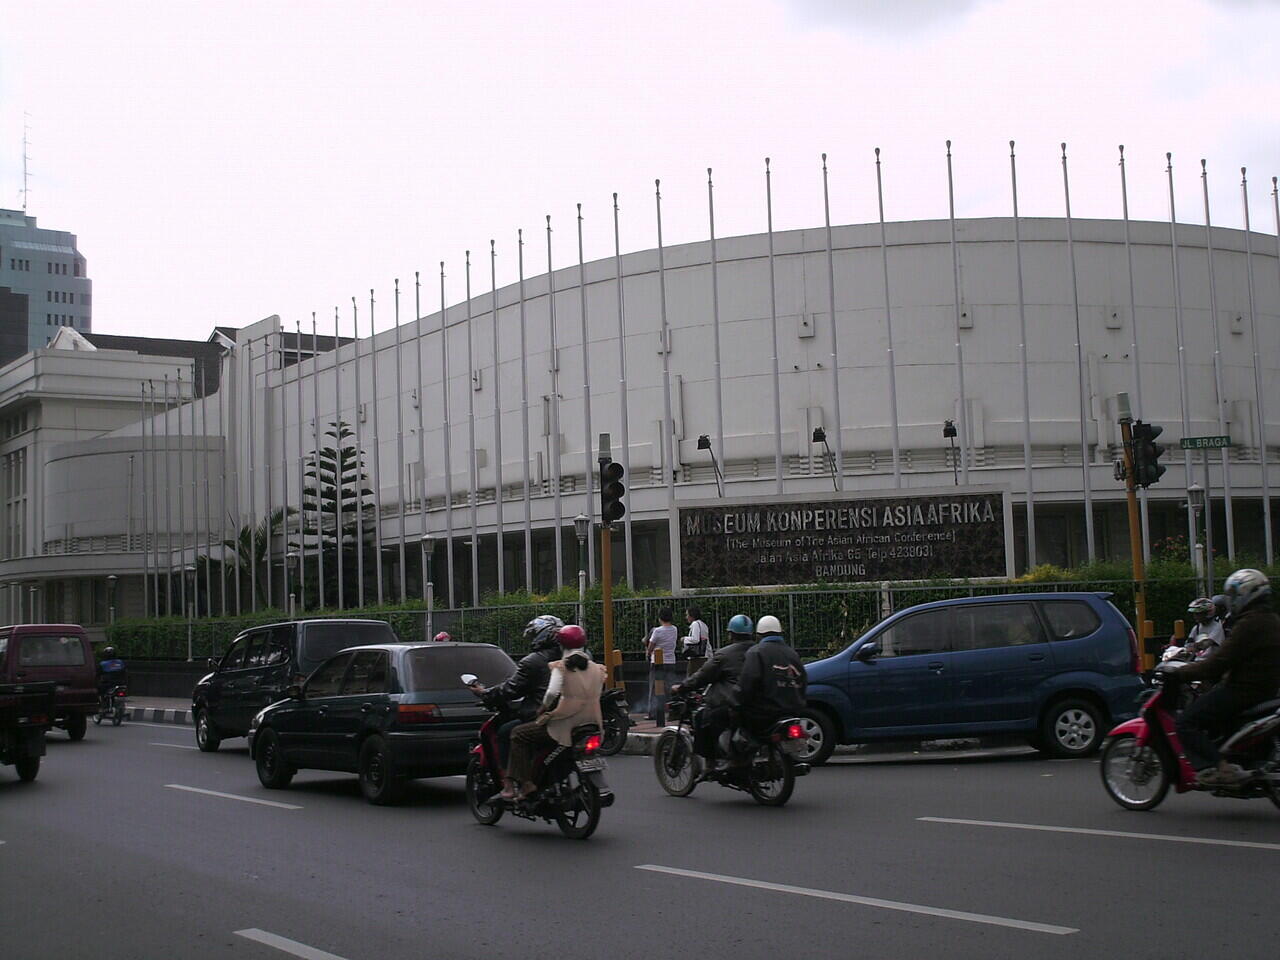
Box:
[1173,569,1280,785]
[735,614,807,734]
[672,614,756,762]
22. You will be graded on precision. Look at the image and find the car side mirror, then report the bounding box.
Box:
[287,684,304,700]
[855,642,880,662]
[460,673,479,687]
[208,657,221,670]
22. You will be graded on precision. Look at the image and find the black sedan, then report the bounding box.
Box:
[247,642,516,804]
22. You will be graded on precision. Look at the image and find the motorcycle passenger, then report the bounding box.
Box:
[1186,597,1224,658]
[734,615,807,737]
[97,645,127,697]
[466,614,563,795]
[433,631,453,642]
[1172,569,1280,786]
[671,614,756,765]
[504,624,605,800]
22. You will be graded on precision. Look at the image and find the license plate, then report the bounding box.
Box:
[578,757,606,772]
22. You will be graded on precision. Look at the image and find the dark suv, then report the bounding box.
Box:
[192,619,399,751]
[0,625,97,741]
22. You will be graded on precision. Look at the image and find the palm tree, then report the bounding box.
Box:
[223,507,292,608]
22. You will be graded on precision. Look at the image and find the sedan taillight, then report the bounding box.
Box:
[394,703,442,725]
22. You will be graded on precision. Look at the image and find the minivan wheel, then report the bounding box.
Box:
[195,709,221,752]
[15,755,39,782]
[65,713,87,741]
[359,736,406,806]
[1040,698,1104,758]
[796,709,837,766]
[255,729,295,789]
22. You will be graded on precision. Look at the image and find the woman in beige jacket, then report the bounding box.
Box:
[504,625,605,799]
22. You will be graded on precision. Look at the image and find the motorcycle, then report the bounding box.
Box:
[1100,664,1280,811]
[93,685,127,727]
[653,690,810,806]
[598,687,631,756]
[460,673,613,839]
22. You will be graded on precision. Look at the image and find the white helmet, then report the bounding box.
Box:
[756,614,783,636]
[1222,568,1271,616]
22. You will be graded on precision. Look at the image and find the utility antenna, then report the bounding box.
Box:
[20,113,32,212]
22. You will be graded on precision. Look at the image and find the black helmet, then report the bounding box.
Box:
[101,646,117,659]
[523,614,565,652]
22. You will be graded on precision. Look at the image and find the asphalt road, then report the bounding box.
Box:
[2,721,1277,960]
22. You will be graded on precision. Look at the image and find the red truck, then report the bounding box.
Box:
[0,625,98,741]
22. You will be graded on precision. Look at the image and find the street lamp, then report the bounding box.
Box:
[106,574,118,625]
[419,533,434,641]
[1187,482,1206,594]
[286,551,299,617]
[574,513,589,624]
[811,427,838,492]
[695,434,726,497]
[943,420,959,486]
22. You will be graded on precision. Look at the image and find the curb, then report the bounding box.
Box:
[127,707,193,726]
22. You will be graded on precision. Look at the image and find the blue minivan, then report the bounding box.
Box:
[799,592,1145,764]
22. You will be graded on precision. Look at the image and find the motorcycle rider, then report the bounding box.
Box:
[97,645,127,698]
[504,624,605,799]
[433,631,453,642]
[671,614,756,765]
[1186,597,1224,658]
[466,614,563,797]
[1171,569,1280,785]
[734,614,807,737]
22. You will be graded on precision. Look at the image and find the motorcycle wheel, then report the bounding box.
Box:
[747,744,796,807]
[653,729,699,797]
[465,756,504,825]
[599,713,630,757]
[1100,734,1170,811]
[112,703,124,726]
[554,773,602,840]
[93,710,104,726]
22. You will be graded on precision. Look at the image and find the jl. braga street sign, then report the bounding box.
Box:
[670,486,1014,591]
[1180,435,1231,450]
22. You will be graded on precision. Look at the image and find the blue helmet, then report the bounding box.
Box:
[726,614,754,638]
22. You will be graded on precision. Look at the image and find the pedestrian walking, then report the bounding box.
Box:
[644,607,679,725]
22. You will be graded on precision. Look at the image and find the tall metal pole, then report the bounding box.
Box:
[177,369,189,616]
[612,196,634,584]
[228,363,242,616]
[821,154,844,490]
[1202,160,1235,560]
[355,296,371,607]
[945,140,970,485]
[246,346,257,611]
[707,171,725,491]
[366,290,386,605]
[489,245,505,595]
[333,307,345,609]
[312,316,324,608]
[1010,143,1035,567]
[576,205,596,582]
[393,279,408,602]
[139,382,151,618]
[148,381,163,616]
[1061,143,1096,562]
[294,321,305,609]
[261,342,272,611]
[1119,146,1152,562]
[546,217,565,590]
[763,161,784,495]
[414,273,428,596]
[1166,154,1198,564]
[201,366,213,613]
[279,335,290,613]
[518,237,533,592]
[874,148,903,487]
[465,255,480,606]
[1242,169,1273,565]
[439,263,457,606]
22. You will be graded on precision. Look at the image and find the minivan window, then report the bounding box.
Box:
[307,653,352,698]
[404,645,516,691]
[951,603,1045,651]
[0,636,7,672]
[1041,600,1102,641]
[299,622,397,674]
[18,634,86,667]
[264,627,291,666]
[242,633,267,668]
[875,610,954,658]
[220,637,249,671]
[342,650,389,695]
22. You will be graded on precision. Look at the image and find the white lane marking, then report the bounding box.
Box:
[150,742,198,750]
[235,929,349,960]
[635,864,1077,936]
[165,784,301,810]
[919,817,1280,852]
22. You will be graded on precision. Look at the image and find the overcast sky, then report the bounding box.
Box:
[2,0,1277,340]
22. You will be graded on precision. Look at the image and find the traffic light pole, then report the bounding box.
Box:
[1120,418,1151,667]
[600,522,616,689]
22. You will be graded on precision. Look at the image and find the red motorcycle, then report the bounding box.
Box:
[1100,665,1280,811]
[461,673,613,839]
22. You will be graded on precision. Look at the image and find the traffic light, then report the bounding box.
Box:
[1131,421,1167,488]
[599,459,626,525]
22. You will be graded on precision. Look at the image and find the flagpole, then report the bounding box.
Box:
[489,244,505,594]
[147,381,161,615]
[1241,168,1273,565]
[546,216,565,590]
[1062,143,1096,561]
[201,365,214,613]
[294,320,305,609]
[439,263,457,606]
[228,364,242,616]
[139,382,151,618]
[393,279,408,602]
[355,296,371,608]
[279,334,290,612]
[1119,146,1152,562]
[821,154,844,490]
[465,253,481,606]
[177,369,189,616]
[874,148,903,487]
[1010,143,1035,567]
[707,172,725,493]
[311,316,324,608]
[612,196,634,584]
[333,307,345,609]
[763,161,784,494]
[946,140,969,485]
[262,342,273,611]
[164,374,175,614]
[1202,160,1235,560]
[576,204,596,582]
[367,289,386,604]
[1166,154,1198,560]
[215,360,228,615]
[518,236,533,592]
[414,272,428,592]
